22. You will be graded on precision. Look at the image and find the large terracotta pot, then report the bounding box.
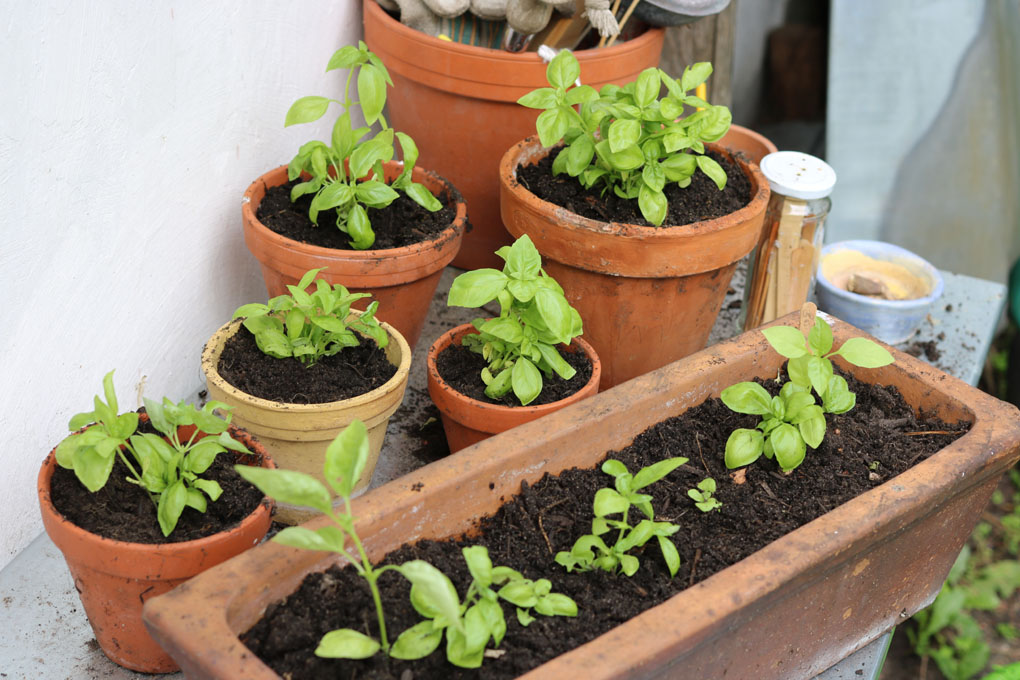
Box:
[202,315,412,524]
[39,424,274,673]
[426,322,601,452]
[241,163,466,349]
[364,0,666,271]
[500,136,770,389]
[143,312,1020,678]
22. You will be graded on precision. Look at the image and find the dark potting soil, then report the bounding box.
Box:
[257,180,458,250]
[515,149,751,227]
[49,418,266,544]
[242,372,969,680]
[434,341,593,407]
[217,324,397,404]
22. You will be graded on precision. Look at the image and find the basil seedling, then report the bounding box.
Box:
[284,42,441,249]
[233,267,388,366]
[518,50,731,226]
[392,545,577,668]
[688,478,721,512]
[556,457,687,577]
[236,420,463,663]
[55,371,250,536]
[723,317,894,472]
[447,235,584,405]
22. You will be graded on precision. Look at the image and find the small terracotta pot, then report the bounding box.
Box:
[499,136,771,389]
[426,323,601,452]
[142,312,1020,678]
[38,425,274,674]
[718,124,778,166]
[201,315,411,524]
[241,162,466,349]
[363,0,665,271]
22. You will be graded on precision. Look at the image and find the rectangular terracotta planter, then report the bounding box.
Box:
[143,312,1020,679]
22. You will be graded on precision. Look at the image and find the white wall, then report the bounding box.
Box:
[0,1,364,569]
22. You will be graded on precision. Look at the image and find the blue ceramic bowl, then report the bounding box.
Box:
[815,240,944,345]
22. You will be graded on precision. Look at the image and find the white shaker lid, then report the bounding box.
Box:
[759,151,836,200]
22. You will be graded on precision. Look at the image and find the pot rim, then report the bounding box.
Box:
[37,423,275,555]
[363,0,664,63]
[202,314,413,414]
[241,162,467,262]
[427,321,602,415]
[500,136,771,240]
[817,240,946,309]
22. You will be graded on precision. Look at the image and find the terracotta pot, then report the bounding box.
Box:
[363,0,665,271]
[142,312,1020,678]
[718,123,778,166]
[241,163,467,349]
[500,137,770,389]
[426,322,601,452]
[38,425,274,673]
[201,315,411,524]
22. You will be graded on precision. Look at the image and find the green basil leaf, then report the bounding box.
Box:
[762,326,808,358]
[404,182,442,211]
[326,45,361,71]
[720,381,773,415]
[634,68,661,108]
[234,465,331,513]
[516,607,536,627]
[324,419,370,497]
[834,337,895,368]
[566,135,595,176]
[480,317,524,344]
[724,428,764,469]
[638,183,668,226]
[315,628,381,659]
[354,180,399,208]
[823,376,856,414]
[72,442,116,492]
[696,155,727,190]
[546,50,579,89]
[535,342,576,380]
[505,234,543,280]
[157,480,188,537]
[799,413,827,449]
[462,545,493,588]
[399,560,464,632]
[518,87,559,109]
[770,424,807,472]
[535,108,570,147]
[619,554,640,576]
[475,598,506,646]
[193,478,222,502]
[498,581,537,608]
[448,269,508,307]
[185,438,223,475]
[632,456,688,489]
[534,288,573,344]
[593,488,630,516]
[184,487,207,513]
[782,391,816,421]
[511,357,542,406]
[808,317,834,355]
[535,593,578,617]
[565,84,598,105]
[807,356,834,397]
[357,63,387,125]
[787,354,812,387]
[658,535,681,577]
[285,96,330,127]
[389,621,443,660]
[506,278,538,302]
[346,204,374,250]
[607,144,645,172]
[680,62,713,93]
[608,118,640,153]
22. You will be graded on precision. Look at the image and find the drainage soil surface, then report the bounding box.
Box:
[217,324,397,404]
[435,342,593,406]
[257,180,458,250]
[243,372,968,679]
[49,418,266,543]
[515,149,750,227]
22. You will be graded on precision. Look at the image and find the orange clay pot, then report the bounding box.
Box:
[500,137,770,389]
[38,424,274,673]
[718,123,778,166]
[142,312,1020,679]
[241,163,466,349]
[364,0,665,271]
[427,323,601,452]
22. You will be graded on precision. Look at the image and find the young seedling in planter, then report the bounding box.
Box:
[518,50,731,226]
[396,545,577,668]
[688,478,722,512]
[722,317,895,472]
[55,370,251,536]
[284,42,441,249]
[447,234,584,405]
[233,266,388,363]
[556,457,687,577]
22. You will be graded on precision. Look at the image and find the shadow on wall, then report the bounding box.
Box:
[881,0,1019,284]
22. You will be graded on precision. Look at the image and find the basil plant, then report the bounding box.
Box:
[284,42,441,249]
[518,50,731,226]
[447,235,583,406]
[723,317,895,473]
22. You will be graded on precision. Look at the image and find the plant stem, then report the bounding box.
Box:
[341,496,391,651]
